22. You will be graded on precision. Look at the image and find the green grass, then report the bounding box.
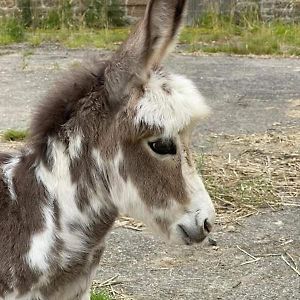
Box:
[90,291,112,300]
[0,18,25,45]
[0,16,129,49]
[180,17,300,56]
[2,129,28,141]
[27,28,129,49]
[1,14,300,55]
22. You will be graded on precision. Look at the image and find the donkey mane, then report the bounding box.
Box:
[29,61,108,162]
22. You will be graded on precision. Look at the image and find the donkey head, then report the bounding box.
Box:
[101,0,215,245]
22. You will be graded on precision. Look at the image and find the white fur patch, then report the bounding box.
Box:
[26,206,55,272]
[183,166,215,223]
[107,150,180,234]
[35,140,91,263]
[135,73,210,136]
[168,161,216,244]
[2,155,20,201]
[69,134,83,160]
[104,150,149,222]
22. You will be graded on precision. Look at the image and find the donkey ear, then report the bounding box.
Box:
[142,0,187,67]
[105,0,187,105]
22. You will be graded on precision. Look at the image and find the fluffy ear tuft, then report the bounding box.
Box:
[105,0,187,106]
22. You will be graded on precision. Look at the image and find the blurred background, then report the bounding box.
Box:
[1,0,300,55]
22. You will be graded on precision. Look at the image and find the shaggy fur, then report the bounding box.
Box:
[0,1,215,299]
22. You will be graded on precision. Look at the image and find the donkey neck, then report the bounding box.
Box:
[33,136,118,254]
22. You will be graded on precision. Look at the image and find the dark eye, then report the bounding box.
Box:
[148,138,177,155]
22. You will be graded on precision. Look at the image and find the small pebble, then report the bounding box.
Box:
[274,220,283,226]
[227,225,236,232]
[208,237,217,246]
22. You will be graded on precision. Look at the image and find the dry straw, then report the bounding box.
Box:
[198,126,299,224]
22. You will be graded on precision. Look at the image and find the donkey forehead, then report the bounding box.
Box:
[134,71,210,137]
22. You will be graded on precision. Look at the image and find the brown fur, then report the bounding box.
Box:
[40,210,117,298]
[0,1,195,298]
[0,154,46,296]
[121,132,188,209]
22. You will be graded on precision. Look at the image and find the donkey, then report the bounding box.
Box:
[0,0,215,299]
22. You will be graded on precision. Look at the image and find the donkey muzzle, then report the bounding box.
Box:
[177,213,214,245]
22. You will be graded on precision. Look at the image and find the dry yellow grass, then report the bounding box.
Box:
[199,126,300,224]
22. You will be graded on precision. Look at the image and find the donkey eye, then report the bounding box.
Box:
[148,139,177,155]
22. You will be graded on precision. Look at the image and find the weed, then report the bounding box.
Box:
[0,18,25,44]
[84,0,127,28]
[41,9,62,30]
[2,129,28,141]
[107,0,128,27]
[19,0,32,27]
[52,62,61,70]
[20,50,33,70]
[23,49,34,57]
[90,291,111,300]
[21,56,29,70]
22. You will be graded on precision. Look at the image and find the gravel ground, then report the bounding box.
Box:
[0,45,299,135]
[101,208,300,300]
[0,45,299,299]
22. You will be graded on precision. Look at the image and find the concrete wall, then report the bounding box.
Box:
[1,0,300,23]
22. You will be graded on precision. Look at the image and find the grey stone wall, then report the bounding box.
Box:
[0,0,19,17]
[0,0,130,19]
[261,0,300,21]
[187,0,300,24]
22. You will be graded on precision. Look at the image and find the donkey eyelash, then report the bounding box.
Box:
[148,138,177,155]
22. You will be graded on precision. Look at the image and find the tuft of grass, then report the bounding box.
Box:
[90,291,111,300]
[20,49,34,70]
[23,49,34,57]
[0,18,25,45]
[2,129,28,141]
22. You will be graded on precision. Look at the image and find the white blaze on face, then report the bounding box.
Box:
[133,71,215,243]
[183,164,215,218]
[135,73,210,136]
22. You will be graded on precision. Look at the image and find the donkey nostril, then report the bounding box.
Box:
[204,218,212,233]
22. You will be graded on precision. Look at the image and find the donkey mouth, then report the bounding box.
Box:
[177,224,207,245]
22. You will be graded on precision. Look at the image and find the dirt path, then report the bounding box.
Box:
[0,45,299,134]
[0,45,299,299]
[101,208,300,300]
